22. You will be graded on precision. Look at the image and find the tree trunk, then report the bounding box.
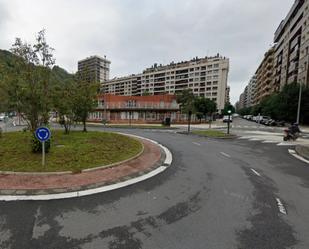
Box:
[188,111,192,133]
[83,120,87,132]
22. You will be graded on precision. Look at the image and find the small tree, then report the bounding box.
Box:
[177,89,196,133]
[72,74,99,132]
[7,30,55,132]
[53,79,76,134]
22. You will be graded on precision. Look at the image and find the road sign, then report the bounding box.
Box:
[35,127,51,167]
[35,127,51,142]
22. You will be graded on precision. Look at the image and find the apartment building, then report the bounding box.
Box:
[225,86,231,104]
[255,47,275,104]
[247,75,257,106]
[78,55,111,83]
[89,94,182,124]
[103,55,229,111]
[274,0,309,89]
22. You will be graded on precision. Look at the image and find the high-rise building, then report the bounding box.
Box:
[103,55,229,111]
[247,75,257,106]
[78,55,111,83]
[225,86,230,104]
[273,0,309,89]
[255,47,275,105]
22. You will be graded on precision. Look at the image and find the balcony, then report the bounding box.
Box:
[97,102,180,111]
[288,62,299,74]
[289,48,300,61]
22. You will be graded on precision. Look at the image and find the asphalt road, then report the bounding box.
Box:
[1,126,309,249]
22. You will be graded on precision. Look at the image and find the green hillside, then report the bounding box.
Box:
[0,49,73,82]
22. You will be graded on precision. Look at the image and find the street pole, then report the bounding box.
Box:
[296,83,302,124]
[42,141,45,167]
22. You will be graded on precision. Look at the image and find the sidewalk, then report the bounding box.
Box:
[0,138,163,195]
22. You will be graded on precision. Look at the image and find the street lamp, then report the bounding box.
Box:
[296,83,302,124]
[227,110,232,135]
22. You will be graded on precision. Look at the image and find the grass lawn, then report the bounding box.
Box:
[0,131,143,172]
[192,129,233,138]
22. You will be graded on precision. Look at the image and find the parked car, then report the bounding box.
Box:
[223,115,233,123]
[245,115,253,120]
[0,113,5,121]
[264,119,276,126]
[260,116,271,124]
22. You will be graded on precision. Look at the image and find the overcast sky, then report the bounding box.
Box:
[0,0,294,104]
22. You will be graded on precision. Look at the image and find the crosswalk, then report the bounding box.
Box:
[236,131,307,146]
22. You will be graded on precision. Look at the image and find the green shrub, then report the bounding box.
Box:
[31,134,51,153]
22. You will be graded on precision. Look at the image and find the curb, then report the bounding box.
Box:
[0,134,172,201]
[295,145,309,161]
[288,149,309,165]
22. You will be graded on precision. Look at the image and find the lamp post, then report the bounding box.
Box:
[296,83,302,124]
[227,110,232,135]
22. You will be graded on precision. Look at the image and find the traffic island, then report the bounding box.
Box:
[0,133,172,201]
[295,145,309,161]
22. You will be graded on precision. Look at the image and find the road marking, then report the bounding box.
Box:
[288,149,309,165]
[238,136,252,139]
[192,142,201,146]
[251,168,261,176]
[262,141,278,144]
[220,152,231,158]
[275,198,287,215]
[249,138,261,141]
[277,142,294,146]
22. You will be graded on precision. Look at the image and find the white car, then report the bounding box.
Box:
[0,114,5,121]
[223,115,233,123]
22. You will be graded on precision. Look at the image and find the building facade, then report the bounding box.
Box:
[89,94,185,124]
[247,75,257,107]
[225,86,230,104]
[274,0,309,89]
[255,47,275,105]
[78,55,111,83]
[103,55,229,112]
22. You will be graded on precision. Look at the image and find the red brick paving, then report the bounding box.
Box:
[0,139,161,190]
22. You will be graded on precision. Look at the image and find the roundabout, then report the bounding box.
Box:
[0,131,172,201]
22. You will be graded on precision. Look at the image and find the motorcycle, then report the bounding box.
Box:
[283,129,299,141]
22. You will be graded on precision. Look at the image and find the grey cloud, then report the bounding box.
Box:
[0,0,294,103]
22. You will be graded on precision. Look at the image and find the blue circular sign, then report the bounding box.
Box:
[35,127,51,142]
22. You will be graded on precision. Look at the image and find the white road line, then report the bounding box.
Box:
[251,168,261,177]
[277,142,294,146]
[249,138,261,141]
[192,142,201,146]
[262,141,278,144]
[275,198,287,215]
[220,152,231,158]
[288,149,309,165]
[238,136,252,140]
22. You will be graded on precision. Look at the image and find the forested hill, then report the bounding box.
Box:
[0,49,74,81]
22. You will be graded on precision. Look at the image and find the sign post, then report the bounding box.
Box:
[35,127,51,167]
